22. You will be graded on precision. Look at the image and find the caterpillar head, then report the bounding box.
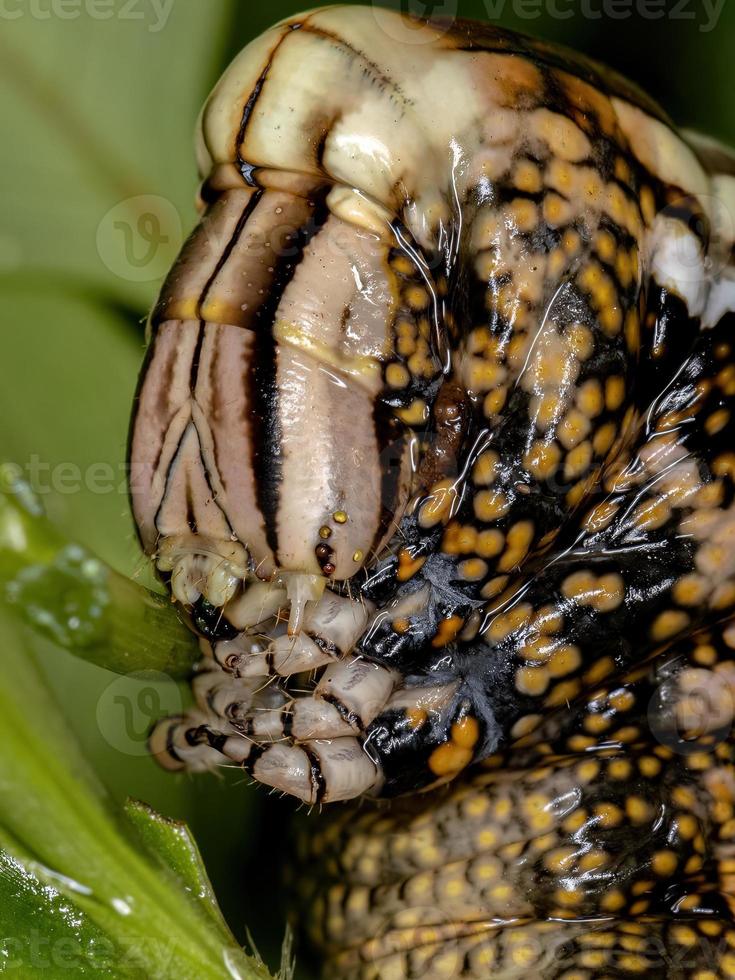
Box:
[129,163,446,636]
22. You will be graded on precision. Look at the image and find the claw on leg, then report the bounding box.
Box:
[150,551,395,802]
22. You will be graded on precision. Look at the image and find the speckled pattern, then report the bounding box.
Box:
[127,6,735,976]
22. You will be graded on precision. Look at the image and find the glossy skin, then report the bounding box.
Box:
[127,6,735,976]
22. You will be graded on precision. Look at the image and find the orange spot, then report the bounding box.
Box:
[432,615,464,647]
[451,716,480,750]
[397,549,426,582]
[406,707,427,731]
[429,741,472,778]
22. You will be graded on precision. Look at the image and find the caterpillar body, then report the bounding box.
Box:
[128,6,735,976]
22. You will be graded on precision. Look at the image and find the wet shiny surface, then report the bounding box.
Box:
[127,6,735,976]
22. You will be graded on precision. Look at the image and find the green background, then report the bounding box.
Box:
[0,0,733,972]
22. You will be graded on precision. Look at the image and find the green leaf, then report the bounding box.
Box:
[0,610,273,980]
[124,800,233,937]
[0,463,198,679]
[0,1,237,311]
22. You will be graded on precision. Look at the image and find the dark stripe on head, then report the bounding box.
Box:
[247,190,332,562]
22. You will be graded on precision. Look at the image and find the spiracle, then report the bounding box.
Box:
[128,6,735,976]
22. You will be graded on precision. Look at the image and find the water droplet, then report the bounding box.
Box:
[5,545,109,650]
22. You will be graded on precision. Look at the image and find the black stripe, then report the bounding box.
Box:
[235,64,270,186]
[367,405,408,564]
[197,189,265,321]
[190,193,264,415]
[322,693,364,732]
[234,25,292,187]
[308,632,341,660]
[159,718,184,764]
[281,707,294,739]
[301,743,328,805]
[242,743,265,774]
[152,417,233,540]
[247,191,332,562]
[189,323,205,394]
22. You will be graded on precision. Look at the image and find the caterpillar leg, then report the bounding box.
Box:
[149,590,397,802]
[150,708,379,803]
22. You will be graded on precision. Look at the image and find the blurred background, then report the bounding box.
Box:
[0,0,733,972]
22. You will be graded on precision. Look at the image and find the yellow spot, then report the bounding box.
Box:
[514,158,542,194]
[473,450,500,485]
[432,615,464,648]
[576,378,604,418]
[559,408,591,450]
[594,802,623,828]
[651,850,678,876]
[429,741,472,778]
[406,707,427,730]
[592,421,617,455]
[474,490,510,521]
[418,480,456,528]
[706,408,730,435]
[476,529,505,558]
[397,548,426,582]
[386,362,410,389]
[524,440,562,481]
[405,284,429,311]
[547,644,582,678]
[352,550,363,563]
[566,322,594,360]
[396,398,428,426]
[544,846,577,873]
[638,755,661,778]
[601,889,626,911]
[605,375,626,411]
[576,759,600,783]
[563,809,587,833]
[515,665,549,697]
[458,558,488,581]
[333,511,348,524]
[452,716,480,749]
[564,441,593,482]
[608,758,632,780]
[584,657,615,684]
[618,955,648,973]
[319,525,332,539]
[651,609,690,642]
[673,574,709,606]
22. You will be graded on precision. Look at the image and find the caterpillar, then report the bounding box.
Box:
[128,6,735,976]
